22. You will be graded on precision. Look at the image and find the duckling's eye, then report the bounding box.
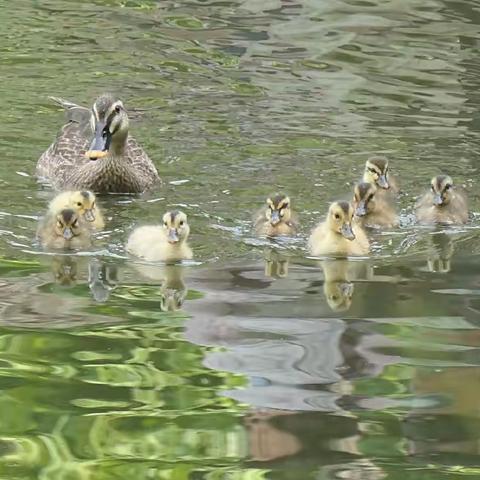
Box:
[179,221,184,227]
[77,202,82,207]
[368,194,374,201]
[115,105,121,114]
[334,213,340,220]
[445,184,451,190]
[164,222,168,227]
[368,168,377,174]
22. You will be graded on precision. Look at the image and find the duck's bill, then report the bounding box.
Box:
[85,121,111,160]
[167,229,179,244]
[84,209,95,222]
[341,224,355,241]
[63,227,73,240]
[377,175,389,189]
[433,194,444,206]
[270,210,281,225]
[355,202,367,217]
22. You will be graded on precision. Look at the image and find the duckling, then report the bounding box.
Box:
[362,156,399,195]
[126,211,192,262]
[416,175,468,225]
[37,208,92,250]
[254,194,298,237]
[308,201,369,256]
[48,190,105,230]
[353,182,397,228]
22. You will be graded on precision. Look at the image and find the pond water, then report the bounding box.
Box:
[1,0,480,478]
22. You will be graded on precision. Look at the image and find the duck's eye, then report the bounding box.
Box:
[102,127,108,138]
[334,213,340,220]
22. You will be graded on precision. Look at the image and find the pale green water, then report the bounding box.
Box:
[1,0,480,478]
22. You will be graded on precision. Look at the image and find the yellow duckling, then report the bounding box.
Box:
[362,156,398,194]
[254,194,297,237]
[126,211,192,262]
[416,175,468,225]
[353,182,397,228]
[308,201,369,256]
[37,208,92,250]
[49,190,105,230]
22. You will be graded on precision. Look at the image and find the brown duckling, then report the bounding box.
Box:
[353,182,397,228]
[416,175,468,225]
[37,208,92,250]
[126,211,193,262]
[254,194,297,237]
[49,190,105,230]
[362,156,399,196]
[308,201,369,257]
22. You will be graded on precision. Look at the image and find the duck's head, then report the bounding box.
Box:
[430,175,454,206]
[328,201,355,240]
[265,194,291,226]
[86,94,129,160]
[163,211,190,245]
[363,156,390,189]
[70,190,97,222]
[55,209,82,240]
[353,182,377,217]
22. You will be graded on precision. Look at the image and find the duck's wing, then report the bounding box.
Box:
[125,136,161,188]
[36,98,92,185]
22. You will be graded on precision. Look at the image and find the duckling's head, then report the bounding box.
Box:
[55,209,82,240]
[430,175,454,206]
[86,94,129,160]
[327,201,355,240]
[162,211,190,245]
[353,182,377,217]
[70,190,96,222]
[265,194,291,226]
[363,156,390,189]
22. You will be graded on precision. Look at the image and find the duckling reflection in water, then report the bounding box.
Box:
[51,256,78,285]
[353,182,397,228]
[132,263,188,312]
[37,208,92,250]
[88,259,119,302]
[49,190,105,230]
[254,194,298,237]
[264,247,290,278]
[309,201,369,257]
[416,175,468,225]
[427,232,454,273]
[126,211,192,262]
[320,259,355,312]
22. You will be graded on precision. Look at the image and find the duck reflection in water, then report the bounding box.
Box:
[320,259,356,312]
[264,247,290,278]
[427,232,454,273]
[88,259,119,302]
[133,262,188,312]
